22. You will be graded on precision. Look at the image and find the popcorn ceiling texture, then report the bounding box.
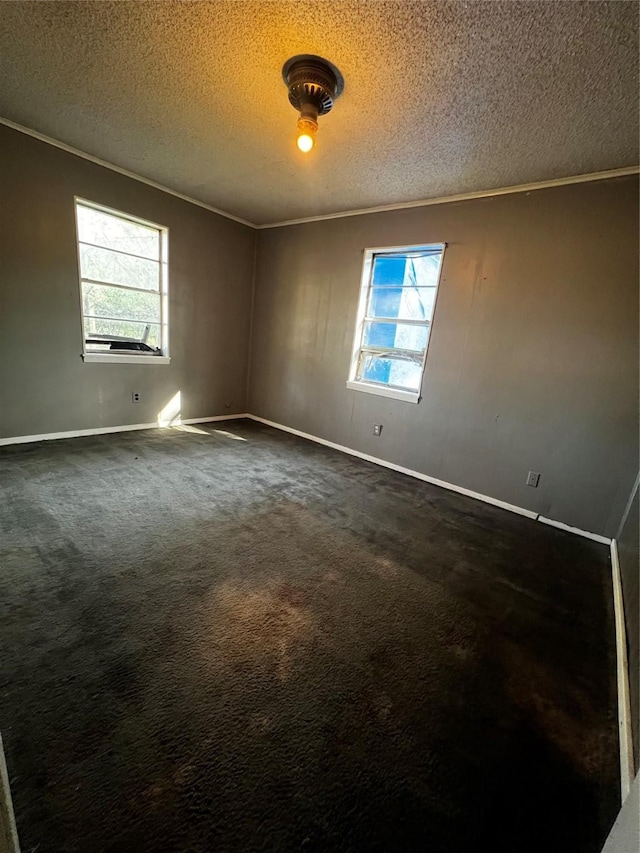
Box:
[0,0,637,224]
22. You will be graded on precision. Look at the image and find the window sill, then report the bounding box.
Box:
[82,353,171,365]
[346,380,420,404]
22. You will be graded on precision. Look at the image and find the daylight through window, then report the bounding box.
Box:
[347,244,445,403]
[75,199,168,358]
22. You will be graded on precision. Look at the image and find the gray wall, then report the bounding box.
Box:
[618,480,639,772]
[0,125,255,439]
[602,771,639,853]
[249,177,639,538]
[2,123,637,541]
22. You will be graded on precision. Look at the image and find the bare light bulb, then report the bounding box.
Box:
[296,115,317,153]
[297,133,314,153]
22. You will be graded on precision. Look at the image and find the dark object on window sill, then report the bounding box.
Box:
[85,338,160,354]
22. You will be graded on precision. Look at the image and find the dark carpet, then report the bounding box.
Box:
[0,419,619,852]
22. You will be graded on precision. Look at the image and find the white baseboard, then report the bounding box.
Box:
[610,540,635,802]
[0,411,619,541]
[0,414,249,447]
[3,412,615,546]
[537,515,612,545]
[246,415,619,547]
[247,414,538,519]
[0,734,20,853]
[248,413,633,798]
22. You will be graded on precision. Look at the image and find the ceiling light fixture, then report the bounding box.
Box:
[282,55,344,153]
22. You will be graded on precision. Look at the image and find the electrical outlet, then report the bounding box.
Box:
[373,424,382,436]
[132,391,141,403]
[526,471,541,488]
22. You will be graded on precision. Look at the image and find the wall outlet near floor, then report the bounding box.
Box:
[373,424,383,436]
[526,471,541,487]
[132,391,141,403]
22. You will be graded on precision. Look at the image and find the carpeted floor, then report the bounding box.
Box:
[0,419,619,852]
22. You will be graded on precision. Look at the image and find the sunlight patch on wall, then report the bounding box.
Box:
[158,391,181,427]
[157,394,241,436]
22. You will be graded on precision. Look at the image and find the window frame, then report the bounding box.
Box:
[347,242,446,403]
[74,197,170,364]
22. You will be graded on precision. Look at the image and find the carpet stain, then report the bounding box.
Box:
[206,581,313,683]
[248,713,273,735]
[371,693,393,723]
[370,554,402,579]
[504,644,609,780]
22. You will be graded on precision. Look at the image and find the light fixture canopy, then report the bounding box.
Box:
[282,55,344,153]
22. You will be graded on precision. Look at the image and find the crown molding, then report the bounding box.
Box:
[2,116,637,231]
[0,116,255,228]
[257,166,640,228]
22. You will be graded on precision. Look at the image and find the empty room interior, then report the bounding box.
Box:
[0,2,639,852]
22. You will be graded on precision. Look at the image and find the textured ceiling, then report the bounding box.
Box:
[0,1,637,225]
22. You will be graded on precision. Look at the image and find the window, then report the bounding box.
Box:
[75,199,169,363]
[347,243,445,403]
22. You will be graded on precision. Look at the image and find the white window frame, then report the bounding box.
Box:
[74,197,170,364]
[347,243,446,403]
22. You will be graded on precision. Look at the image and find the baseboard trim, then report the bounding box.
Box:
[248,413,630,792]
[610,540,635,802]
[537,515,612,545]
[246,414,538,519]
[6,413,613,543]
[0,414,249,447]
[246,415,619,545]
[0,734,20,853]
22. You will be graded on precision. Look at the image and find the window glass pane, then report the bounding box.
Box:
[77,205,159,260]
[367,286,437,321]
[82,282,160,324]
[387,358,423,392]
[409,254,443,288]
[363,321,429,352]
[84,318,161,348]
[357,352,423,392]
[351,247,443,394]
[372,256,407,286]
[372,253,442,289]
[80,244,160,291]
